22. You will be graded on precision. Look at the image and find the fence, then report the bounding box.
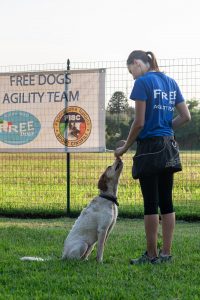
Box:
[0,59,200,219]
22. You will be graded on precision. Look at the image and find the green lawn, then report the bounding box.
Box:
[0,152,200,219]
[0,217,199,299]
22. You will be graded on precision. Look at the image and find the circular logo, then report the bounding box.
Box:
[53,106,92,147]
[0,110,41,145]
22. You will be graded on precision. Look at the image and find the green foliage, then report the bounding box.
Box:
[0,218,199,299]
[106,96,200,150]
[106,91,133,148]
[107,91,129,113]
[106,108,135,150]
[187,98,200,111]
[176,99,200,149]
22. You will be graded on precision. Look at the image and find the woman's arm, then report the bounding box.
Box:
[172,102,191,130]
[114,100,146,157]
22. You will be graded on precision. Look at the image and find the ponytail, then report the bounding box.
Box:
[127,50,160,72]
[145,51,160,72]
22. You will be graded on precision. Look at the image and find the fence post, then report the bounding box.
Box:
[65,59,71,216]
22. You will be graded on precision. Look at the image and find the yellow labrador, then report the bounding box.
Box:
[21,158,123,263]
[62,157,123,262]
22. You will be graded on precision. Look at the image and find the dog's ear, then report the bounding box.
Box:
[98,173,108,191]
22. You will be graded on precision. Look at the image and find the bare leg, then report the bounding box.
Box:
[144,214,159,257]
[161,212,175,255]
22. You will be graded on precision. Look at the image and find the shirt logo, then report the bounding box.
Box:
[153,89,176,111]
[153,89,176,101]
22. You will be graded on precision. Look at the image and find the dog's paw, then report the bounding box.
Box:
[96,257,103,263]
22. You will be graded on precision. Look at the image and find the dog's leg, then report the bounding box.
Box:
[105,220,116,243]
[62,242,88,260]
[104,209,117,244]
[96,229,108,263]
[97,221,115,261]
[82,244,95,260]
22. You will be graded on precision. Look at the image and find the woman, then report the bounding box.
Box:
[114,50,191,264]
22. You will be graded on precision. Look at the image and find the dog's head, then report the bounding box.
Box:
[98,158,123,193]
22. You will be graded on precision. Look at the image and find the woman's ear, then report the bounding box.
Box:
[134,59,140,66]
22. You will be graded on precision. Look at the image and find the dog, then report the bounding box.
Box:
[20,157,123,263]
[62,157,123,262]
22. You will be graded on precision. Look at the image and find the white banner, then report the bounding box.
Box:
[0,69,106,152]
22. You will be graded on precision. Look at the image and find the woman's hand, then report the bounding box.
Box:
[114,146,127,158]
[114,140,126,158]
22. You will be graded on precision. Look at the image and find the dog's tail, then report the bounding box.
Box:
[20,256,51,262]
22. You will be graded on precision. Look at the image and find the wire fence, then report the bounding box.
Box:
[0,59,200,219]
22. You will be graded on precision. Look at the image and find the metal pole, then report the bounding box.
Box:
[67,152,70,215]
[65,59,70,216]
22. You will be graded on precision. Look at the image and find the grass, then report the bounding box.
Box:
[0,152,200,219]
[0,217,199,299]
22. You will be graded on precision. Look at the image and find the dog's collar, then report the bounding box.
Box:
[99,193,119,206]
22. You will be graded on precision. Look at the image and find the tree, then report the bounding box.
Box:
[187,99,199,111]
[107,91,129,113]
[175,98,200,149]
[106,91,135,150]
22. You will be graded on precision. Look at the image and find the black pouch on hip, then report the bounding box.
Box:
[132,136,182,179]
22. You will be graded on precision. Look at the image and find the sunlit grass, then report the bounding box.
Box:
[0,152,200,218]
[0,218,199,299]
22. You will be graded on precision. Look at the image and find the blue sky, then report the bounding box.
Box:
[0,0,200,65]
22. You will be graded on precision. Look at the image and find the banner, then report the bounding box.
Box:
[0,69,106,152]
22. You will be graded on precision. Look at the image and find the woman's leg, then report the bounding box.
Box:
[144,214,159,257]
[158,172,175,255]
[160,212,175,255]
[139,175,159,258]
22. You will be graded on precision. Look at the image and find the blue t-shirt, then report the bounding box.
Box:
[130,72,185,139]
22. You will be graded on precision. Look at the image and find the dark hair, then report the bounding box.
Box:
[127,50,160,72]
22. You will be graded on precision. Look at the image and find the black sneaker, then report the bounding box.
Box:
[130,251,160,265]
[159,251,172,263]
